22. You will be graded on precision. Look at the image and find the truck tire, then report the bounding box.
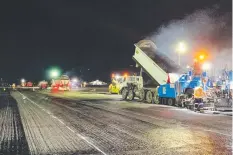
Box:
[175,97,181,107]
[167,98,174,106]
[146,91,153,103]
[160,98,164,104]
[138,89,146,101]
[121,88,128,100]
[128,89,135,101]
[153,92,159,104]
[158,97,162,104]
[162,98,166,105]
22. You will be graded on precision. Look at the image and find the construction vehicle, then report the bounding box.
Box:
[51,75,71,91]
[109,74,127,94]
[109,76,121,94]
[218,69,233,99]
[20,81,32,87]
[38,80,48,89]
[120,40,214,106]
[26,81,33,87]
[109,73,144,95]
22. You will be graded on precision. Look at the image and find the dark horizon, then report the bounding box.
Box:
[0,0,231,83]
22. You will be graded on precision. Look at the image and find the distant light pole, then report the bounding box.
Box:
[176,41,187,66]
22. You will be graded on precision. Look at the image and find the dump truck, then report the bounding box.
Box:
[120,40,214,106]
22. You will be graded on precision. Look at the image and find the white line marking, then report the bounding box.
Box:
[75,133,107,155]
[18,91,107,155]
[51,115,57,119]
[66,126,75,133]
[57,119,65,125]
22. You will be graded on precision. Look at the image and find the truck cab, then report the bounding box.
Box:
[109,74,143,94]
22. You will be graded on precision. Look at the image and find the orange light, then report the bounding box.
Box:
[193,48,209,62]
[124,73,128,77]
[194,59,197,62]
[111,74,115,78]
[199,55,204,60]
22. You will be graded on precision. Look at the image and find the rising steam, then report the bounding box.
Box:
[148,7,232,76]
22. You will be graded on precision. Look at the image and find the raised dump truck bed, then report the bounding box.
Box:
[133,40,183,85]
[136,41,182,74]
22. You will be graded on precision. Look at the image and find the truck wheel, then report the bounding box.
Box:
[128,89,135,101]
[176,97,182,107]
[158,97,162,104]
[162,98,166,105]
[138,89,146,101]
[146,91,153,103]
[153,92,159,104]
[121,88,128,100]
[167,98,174,106]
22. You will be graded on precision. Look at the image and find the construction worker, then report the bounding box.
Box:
[109,77,120,94]
[193,86,205,112]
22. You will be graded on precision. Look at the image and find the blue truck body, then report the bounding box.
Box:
[158,71,210,99]
[225,70,233,91]
[216,70,232,90]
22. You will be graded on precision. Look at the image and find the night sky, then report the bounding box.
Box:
[0,0,231,83]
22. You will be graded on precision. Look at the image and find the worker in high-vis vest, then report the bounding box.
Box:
[194,86,205,98]
[193,86,205,111]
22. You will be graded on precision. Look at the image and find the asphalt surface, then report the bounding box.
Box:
[0,89,30,155]
[0,90,232,155]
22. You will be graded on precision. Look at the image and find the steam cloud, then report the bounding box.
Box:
[147,7,232,76]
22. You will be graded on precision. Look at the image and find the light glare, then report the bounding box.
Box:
[202,62,211,70]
